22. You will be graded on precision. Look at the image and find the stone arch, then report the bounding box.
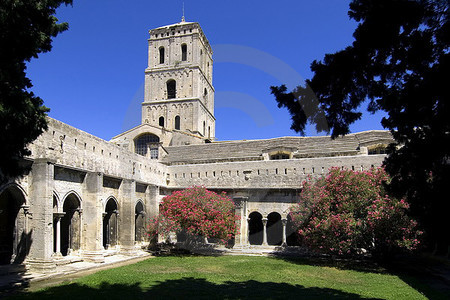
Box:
[159,46,165,64]
[135,200,145,244]
[61,192,82,256]
[103,197,119,249]
[167,79,176,99]
[0,184,28,264]
[248,211,263,245]
[181,43,187,61]
[134,133,160,157]
[267,212,282,245]
[174,115,181,130]
[52,191,61,211]
[286,213,300,246]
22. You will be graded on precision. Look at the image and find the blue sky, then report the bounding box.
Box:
[27,0,387,141]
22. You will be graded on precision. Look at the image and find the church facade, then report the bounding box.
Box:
[0,21,392,271]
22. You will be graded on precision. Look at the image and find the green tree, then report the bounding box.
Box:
[0,0,72,182]
[271,0,449,253]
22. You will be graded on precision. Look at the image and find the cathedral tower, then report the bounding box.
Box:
[142,20,215,140]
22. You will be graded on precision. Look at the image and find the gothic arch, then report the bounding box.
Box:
[0,184,28,264]
[103,196,119,211]
[103,197,119,249]
[135,200,145,243]
[53,191,61,211]
[61,190,82,206]
[61,192,82,256]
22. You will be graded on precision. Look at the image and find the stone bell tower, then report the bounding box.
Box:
[142,19,215,140]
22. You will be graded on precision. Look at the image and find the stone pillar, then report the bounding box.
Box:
[281,219,287,246]
[232,198,243,247]
[27,159,56,272]
[81,172,105,263]
[262,217,268,246]
[246,218,251,246]
[232,196,248,247]
[119,179,136,254]
[146,185,159,219]
[53,212,65,257]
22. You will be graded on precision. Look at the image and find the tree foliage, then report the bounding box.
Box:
[290,168,421,257]
[0,0,72,181]
[271,0,449,251]
[148,187,238,244]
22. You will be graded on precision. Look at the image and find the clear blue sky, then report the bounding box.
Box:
[27,0,386,142]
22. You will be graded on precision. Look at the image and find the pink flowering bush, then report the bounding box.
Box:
[148,186,238,245]
[290,167,421,257]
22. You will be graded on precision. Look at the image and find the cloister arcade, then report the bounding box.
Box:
[247,211,298,247]
[48,189,149,260]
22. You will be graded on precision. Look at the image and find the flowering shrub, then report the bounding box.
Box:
[148,186,238,244]
[290,167,421,257]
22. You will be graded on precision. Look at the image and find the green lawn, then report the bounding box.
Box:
[9,255,446,299]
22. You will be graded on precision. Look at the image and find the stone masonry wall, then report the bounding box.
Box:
[167,154,386,189]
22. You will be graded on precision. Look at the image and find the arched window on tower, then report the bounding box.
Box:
[167,79,176,99]
[181,44,187,61]
[174,115,181,130]
[203,88,208,104]
[159,116,165,127]
[203,121,206,136]
[159,47,165,64]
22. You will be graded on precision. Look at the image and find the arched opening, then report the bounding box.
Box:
[0,186,26,264]
[135,133,160,157]
[208,126,211,139]
[159,116,165,127]
[61,193,81,256]
[174,115,181,130]
[159,47,165,64]
[135,201,145,243]
[167,79,176,99]
[203,121,206,136]
[181,44,187,61]
[103,198,118,250]
[248,212,263,245]
[267,212,282,245]
[203,88,208,103]
[286,213,300,246]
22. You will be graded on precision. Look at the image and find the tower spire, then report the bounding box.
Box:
[181,2,185,22]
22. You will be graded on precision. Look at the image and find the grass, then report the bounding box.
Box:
[8,255,448,299]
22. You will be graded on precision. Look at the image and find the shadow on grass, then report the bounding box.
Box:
[271,249,449,300]
[10,277,382,300]
[269,247,386,274]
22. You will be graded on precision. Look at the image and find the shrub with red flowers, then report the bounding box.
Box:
[148,186,238,245]
[290,167,421,257]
